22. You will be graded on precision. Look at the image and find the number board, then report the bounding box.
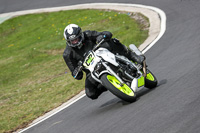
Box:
[83,52,95,67]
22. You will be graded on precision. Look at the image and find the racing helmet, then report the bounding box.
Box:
[64,24,84,49]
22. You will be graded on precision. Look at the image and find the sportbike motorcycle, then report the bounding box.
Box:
[74,39,158,102]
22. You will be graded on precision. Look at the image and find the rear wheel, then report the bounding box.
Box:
[145,69,158,89]
[100,74,137,103]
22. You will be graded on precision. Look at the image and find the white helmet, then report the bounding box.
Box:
[64,24,84,49]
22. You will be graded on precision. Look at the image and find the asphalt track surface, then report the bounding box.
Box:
[1,1,200,133]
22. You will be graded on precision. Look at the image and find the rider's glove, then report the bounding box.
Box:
[72,67,83,80]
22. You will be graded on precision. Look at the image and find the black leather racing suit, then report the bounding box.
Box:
[63,30,144,100]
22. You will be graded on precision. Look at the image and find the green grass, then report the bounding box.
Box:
[0,9,149,133]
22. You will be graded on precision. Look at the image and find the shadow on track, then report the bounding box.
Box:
[99,79,168,108]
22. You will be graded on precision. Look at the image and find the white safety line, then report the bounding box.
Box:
[17,93,86,133]
[142,6,166,54]
[1,3,166,133]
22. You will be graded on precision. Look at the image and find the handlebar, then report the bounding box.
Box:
[93,38,105,51]
[73,38,105,79]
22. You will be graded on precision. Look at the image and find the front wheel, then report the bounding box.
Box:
[145,69,158,89]
[100,74,137,103]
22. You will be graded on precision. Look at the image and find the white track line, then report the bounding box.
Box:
[141,6,166,54]
[1,3,166,133]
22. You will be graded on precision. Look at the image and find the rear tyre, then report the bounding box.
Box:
[145,69,158,89]
[100,74,137,103]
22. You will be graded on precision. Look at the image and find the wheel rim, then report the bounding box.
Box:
[107,75,135,96]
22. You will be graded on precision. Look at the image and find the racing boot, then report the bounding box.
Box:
[127,49,148,77]
[111,38,145,66]
[127,49,146,65]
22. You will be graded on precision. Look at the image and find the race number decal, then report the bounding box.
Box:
[83,52,95,67]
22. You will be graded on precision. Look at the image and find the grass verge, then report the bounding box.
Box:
[0,9,149,133]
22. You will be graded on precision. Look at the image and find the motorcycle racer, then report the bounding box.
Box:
[63,24,145,100]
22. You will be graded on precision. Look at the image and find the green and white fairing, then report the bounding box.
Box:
[80,43,157,102]
[83,47,144,92]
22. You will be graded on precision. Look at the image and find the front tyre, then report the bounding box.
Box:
[145,69,158,89]
[100,74,137,103]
